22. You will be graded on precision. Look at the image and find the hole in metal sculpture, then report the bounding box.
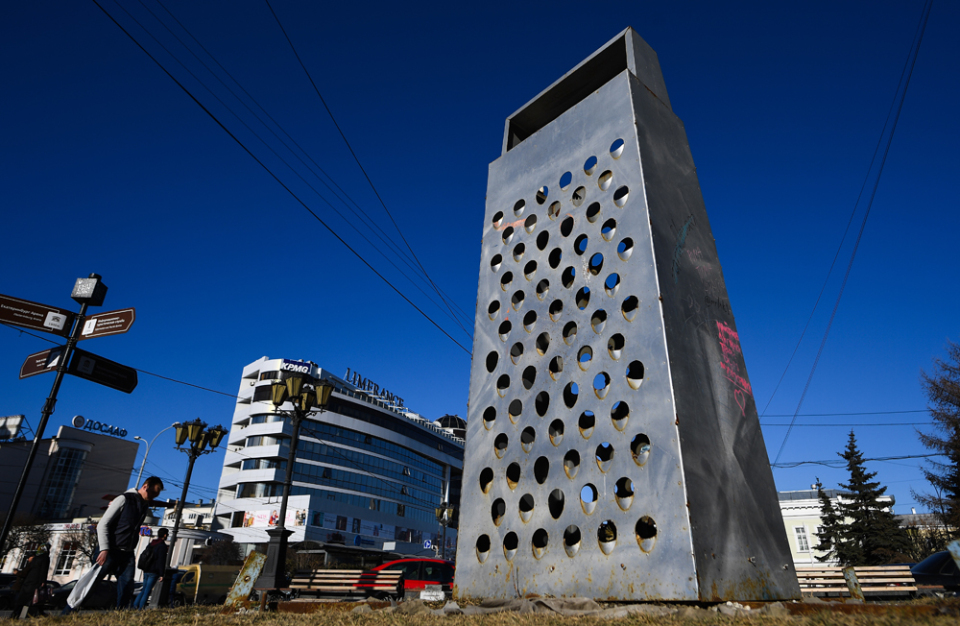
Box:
[514,199,526,216]
[483,406,496,430]
[492,212,504,228]
[596,442,614,472]
[476,534,491,563]
[532,528,549,559]
[626,361,644,389]
[511,290,525,310]
[636,516,657,552]
[488,300,500,320]
[563,381,579,407]
[521,365,536,390]
[618,237,633,261]
[584,156,598,176]
[631,434,651,466]
[548,247,562,269]
[537,230,550,250]
[578,411,595,439]
[549,420,564,446]
[549,356,563,380]
[594,371,611,399]
[519,493,535,522]
[548,489,565,519]
[520,426,536,452]
[611,401,629,431]
[485,351,499,373]
[586,202,601,223]
[502,226,514,245]
[534,456,550,483]
[524,260,537,281]
[496,374,510,397]
[562,266,576,288]
[562,321,578,345]
[608,333,624,359]
[576,286,591,310]
[548,201,561,220]
[549,299,563,321]
[536,332,551,355]
[604,273,620,297]
[559,171,572,190]
[597,520,617,554]
[491,498,506,526]
[577,345,593,370]
[615,477,634,511]
[513,242,525,262]
[613,186,629,207]
[598,170,613,191]
[580,483,598,514]
[536,279,550,300]
[523,310,537,333]
[571,186,586,207]
[574,233,588,255]
[503,532,518,560]
[490,254,502,272]
[563,450,580,479]
[588,252,604,275]
[621,296,638,321]
[610,138,625,159]
[535,391,550,417]
[506,462,521,490]
[564,525,581,557]
[494,433,508,459]
[510,341,524,364]
[536,186,548,204]
[525,214,538,233]
[500,271,513,291]
[479,467,493,494]
[591,309,607,334]
[508,399,523,423]
[601,218,616,241]
[560,216,574,237]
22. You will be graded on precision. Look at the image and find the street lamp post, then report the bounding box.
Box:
[150,419,227,607]
[256,375,334,592]
[134,423,180,487]
[435,502,455,561]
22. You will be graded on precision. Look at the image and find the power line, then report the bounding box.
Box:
[761,409,927,418]
[91,0,471,355]
[762,422,926,427]
[772,0,933,464]
[772,453,942,469]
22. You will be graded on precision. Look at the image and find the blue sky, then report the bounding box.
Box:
[1,0,958,516]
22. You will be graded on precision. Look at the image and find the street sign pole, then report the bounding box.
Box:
[0,301,88,555]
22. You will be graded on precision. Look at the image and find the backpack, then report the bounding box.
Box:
[137,543,157,572]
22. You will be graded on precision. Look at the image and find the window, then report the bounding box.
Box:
[352,518,361,533]
[311,512,323,526]
[336,516,347,531]
[397,504,405,517]
[794,526,810,552]
[259,371,280,381]
[39,447,88,518]
[54,542,79,576]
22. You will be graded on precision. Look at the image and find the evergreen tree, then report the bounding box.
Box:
[813,482,846,563]
[836,432,911,565]
[914,340,960,537]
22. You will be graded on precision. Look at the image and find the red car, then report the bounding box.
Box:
[370,558,455,596]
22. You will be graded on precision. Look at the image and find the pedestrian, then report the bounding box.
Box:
[9,545,50,619]
[62,476,166,613]
[132,528,168,609]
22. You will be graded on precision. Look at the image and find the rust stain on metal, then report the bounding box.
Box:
[223,550,267,611]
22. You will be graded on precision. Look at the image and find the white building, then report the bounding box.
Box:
[214,358,464,558]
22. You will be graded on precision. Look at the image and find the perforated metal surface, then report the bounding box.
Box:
[456,28,798,602]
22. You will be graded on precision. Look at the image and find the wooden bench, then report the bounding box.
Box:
[796,565,916,598]
[289,569,403,599]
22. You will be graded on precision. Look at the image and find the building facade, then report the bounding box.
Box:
[214,358,463,557]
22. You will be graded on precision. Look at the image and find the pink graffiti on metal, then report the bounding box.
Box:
[717,321,752,415]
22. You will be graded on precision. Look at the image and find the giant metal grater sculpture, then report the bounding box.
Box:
[455,28,800,602]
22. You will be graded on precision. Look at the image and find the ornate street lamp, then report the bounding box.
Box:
[150,419,227,607]
[435,502,456,560]
[257,375,334,592]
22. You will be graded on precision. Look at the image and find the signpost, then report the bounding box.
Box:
[0,275,140,557]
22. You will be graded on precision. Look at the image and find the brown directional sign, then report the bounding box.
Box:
[0,293,74,337]
[19,347,66,379]
[67,348,138,393]
[78,308,135,341]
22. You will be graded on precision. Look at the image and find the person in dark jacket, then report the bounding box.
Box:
[62,477,166,613]
[132,528,168,609]
[9,545,50,619]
